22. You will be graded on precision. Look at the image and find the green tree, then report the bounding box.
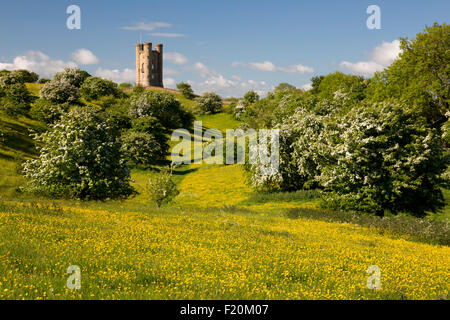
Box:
[80,76,121,100]
[176,82,195,99]
[243,90,259,105]
[12,70,39,83]
[275,82,297,92]
[146,166,179,208]
[367,22,449,127]
[129,91,193,129]
[53,68,90,88]
[314,72,366,102]
[194,92,222,115]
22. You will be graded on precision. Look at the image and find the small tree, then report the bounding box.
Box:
[195,92,222,115]
[147,165,179,207]
[53,68,90,88]
[80,76,121,100]
[40,79,80,104]
[243,90,259,105]
[23,107,134,200]
[129,91,192,129]
[176,82,195,99]
[12,70,39,83]
[121,131,167,165]
[29,99,69,124]
[275,83,297,92]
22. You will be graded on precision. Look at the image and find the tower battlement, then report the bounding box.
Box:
[136,42,163,87]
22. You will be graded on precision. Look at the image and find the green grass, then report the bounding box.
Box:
[196,112,242,133]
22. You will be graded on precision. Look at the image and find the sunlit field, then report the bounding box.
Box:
[0,82,449,300]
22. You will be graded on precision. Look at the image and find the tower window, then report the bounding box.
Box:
[142,63,144,73]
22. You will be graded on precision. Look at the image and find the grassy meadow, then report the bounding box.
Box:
[0,87,449,300]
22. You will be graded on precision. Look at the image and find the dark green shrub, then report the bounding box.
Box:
[29,99,69,124]
[176,82,195,99]
[80,76,121,100]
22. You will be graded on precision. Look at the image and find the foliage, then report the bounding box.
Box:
[366,22,449,127]
[118,83,133,90]
[129,90,193,129]
[319,102,448,217]
[121,131,167,165]
[176,82,195,99]
[194,92,222,115]
[39,79,80,104]
[146,166,179,207]
[0,78,32,117]
[232,99,246,120]
[0,97,30,117]
[29,99,69,124]
[37,78,51,84]
[314,71,367,102]
[246,99,448,217]
[11,70,39,83]
[80,76,121,100]
[22,107,134,200]
[53,68,90,88]
[275,82,297,92]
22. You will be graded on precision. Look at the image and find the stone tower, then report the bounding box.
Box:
[136,42,163,87]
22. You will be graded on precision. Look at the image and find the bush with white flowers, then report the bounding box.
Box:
[22,107,134,199]
[40,79,80,104]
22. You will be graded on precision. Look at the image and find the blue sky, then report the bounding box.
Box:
[0,0,448,97]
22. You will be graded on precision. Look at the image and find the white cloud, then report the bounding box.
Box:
[164,77,177,88]
[94,67,135,83]
[248,61,277,72]
[164,67,179,75]
[71,49,100,65]
[186,62,271,97]
[300,83,312,91]
[340,40,401,76]
[149,32,185,38]
[0,51,77,78]
[165,52,188,65]
[192,62,216,77]
[121,22,171,31]
[233,60,314,74]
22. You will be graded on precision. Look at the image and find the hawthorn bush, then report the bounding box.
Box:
[129,91,193,129]
[23,107,134,200]
[194,92,222,115]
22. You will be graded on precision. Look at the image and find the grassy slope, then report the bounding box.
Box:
[0,85,449,299]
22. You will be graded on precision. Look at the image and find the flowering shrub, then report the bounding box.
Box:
[232,100,246,120]
[246,99,448,217]
[22,107,134,200]
[319,102,448,217]
[194,92,222,115]
[146,166,179,207]
[39,79,80,104]
[53,68,90,88]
